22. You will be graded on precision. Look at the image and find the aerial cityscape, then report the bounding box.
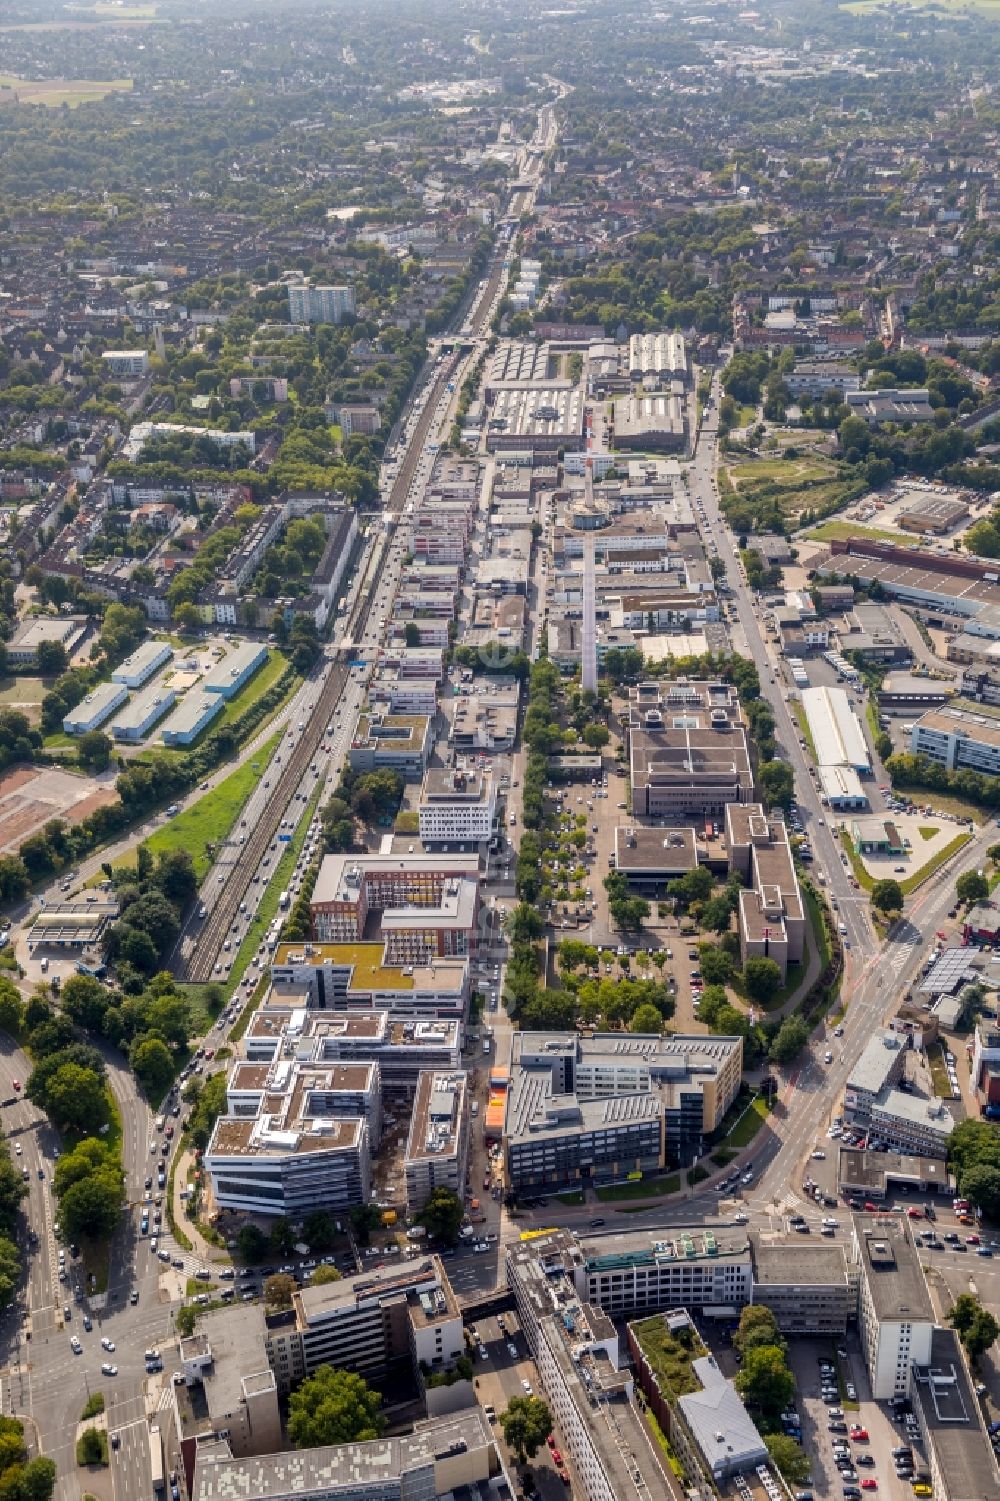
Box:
[2,1,1000,1500]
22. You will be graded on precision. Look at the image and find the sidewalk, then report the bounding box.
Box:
[169,1147,228,1265]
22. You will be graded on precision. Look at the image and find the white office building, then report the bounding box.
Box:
[109,683,177,742]
[403,1069,470,1215]
[417,764,496,847]
[852,1213,934,1399]
[910,705,1000,777]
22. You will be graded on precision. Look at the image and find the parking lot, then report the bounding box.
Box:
[470,1311,571,1500]
[786,1338,933,1501]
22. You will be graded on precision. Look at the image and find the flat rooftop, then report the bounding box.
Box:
[191,1410,493,1501]
[911,1326,999,1501]
[838,1147,954,1196]
[405,1068,467,1163]
[751,1236,849,1286]
[580,1224,752,1271]
[311,852,481,906]
[853,1213,934,1323]
[613,825,700,874]
[847,1031,905,1097]
[914,705,1000,749]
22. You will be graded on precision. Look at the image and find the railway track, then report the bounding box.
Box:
[186,210,521,982]
[186,659,348,980]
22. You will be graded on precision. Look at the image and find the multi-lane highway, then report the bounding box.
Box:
[0,90,558,1500]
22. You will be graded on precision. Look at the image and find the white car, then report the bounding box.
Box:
[101,1363,118,1377]
[101,1337,116,1351]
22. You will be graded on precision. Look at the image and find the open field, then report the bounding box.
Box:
[0,676,46,704]
[730,455,836,489]
[0,763,116,852]
[143,733,281,881]
[802,519,923,547]
[0,75,133,106]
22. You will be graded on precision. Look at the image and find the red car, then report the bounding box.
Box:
[864,1201,877,1212]
[860,1481,877,1491]
[11,1080,19,1092]
[906,1207,922,1219]
[850,1428,869,1441]
[547,1436,556,1450]
[966,1234,980,1245]
[552,1450,563,1466]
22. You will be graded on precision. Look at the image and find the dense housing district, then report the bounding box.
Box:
[3,4,1000,1501]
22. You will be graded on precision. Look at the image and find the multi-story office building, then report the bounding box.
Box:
[909,1328,1000,1501]
[852,1213,935,1399]
[418,764,496,847]
[626,680,754,818]
[189,1412,501,1501]
[263,1257,463,1392]
[172,1316,281,1463]
[572,1225,754,1317]
[205,1057,376,1216]
[242,1006,463,1092]
[503,1032,743,1191]
[750,1237,856,1334]
[349,711,433,779]
[726,803,805,981]
[910,705,1000,776]
[309,853,481,958]
[868,1089,955,1160]
[403,1069,470,1215]
[506,1229,668,1501]
[287,283,355,324]
[844,1031,908,1129]
[270,941,469,1019]
[101,349,149,377]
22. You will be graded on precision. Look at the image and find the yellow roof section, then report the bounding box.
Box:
[274,941,415,990]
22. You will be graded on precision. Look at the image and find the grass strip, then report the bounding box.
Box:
[144,733,281,881]
[596,1173,680,1202]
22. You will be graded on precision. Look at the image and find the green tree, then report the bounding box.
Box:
[36,640,67,676]
[956,870,989,906]
[758,760,794,810]
[175,1305,198,1337]
[743,956,782,1006]
[958,1162,1000,1219]
[77,731,112,772]
[949,1292,1000,1362]
[269,1216,297,1256]
[76,1427,106,1466]
[735,1344,795,1418]
[172,601,203,634]
[769,1015,809,1064]
[630,1003,664,1034]
[22,1457,57,1501]
[288,1366,384,1449]
[765,1434,810,1484]
[701,894,733,934]
[60,1170,124,1241]
[734,1305,784,1357]
[421,1186,465,1244]
[263,1273,297,1310]
[0,983,22,1037]
[870,879,904,916]
[403,622,421,647]
[129,1036,175,1097]
[33,1063,107,1135]
[59,974,110,1033]
[237,1225,269,1264]
[302,1210,335,1250]
[498,1395,553,1462]
[310,1263,342,1286]
[698,945,734,986]
[506,903,544,944]
[581,723,610,749]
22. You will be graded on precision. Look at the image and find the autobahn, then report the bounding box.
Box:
[0,92,558,1498]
